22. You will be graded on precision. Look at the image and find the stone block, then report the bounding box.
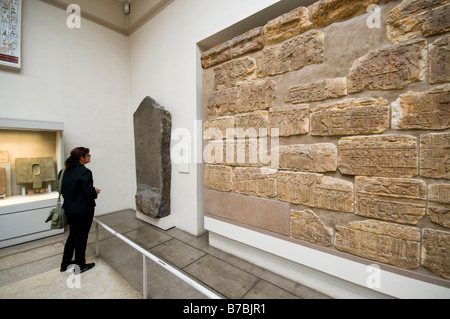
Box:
[338,135,419,177]
[311,98,390,136]
[429,35,450,84]
[347,40,427,93]
[0,150,8,163]
[257,30,324,77]
[15,157,56,189]
[290,209,333,247]
[421,229,450,279]
[233,167,277,198]
[278,171,354,212]
[234,111,269,138]
[386,0,450,44]
[285,77,347,104]
[204,165,233,192]
[201,42,231,69]
[355,176,426,225]
[222,138,271,167]
[214,57,256,90]
[237,80,276,113]
[420,132,450,179]
[310,0,379,29]
[206,87,239,117]
[230,27,265,59]
[269,104,309,137]
[428,184,450,228]
[203,116,234,140]
[335,220,421,269]
[204,189,290,236]
[0,167,5,195]
[134,97,172,218]
[278,143,337,173]
[264,6,312,45]
[392,84,450,130]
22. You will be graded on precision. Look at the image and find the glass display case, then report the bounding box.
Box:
[0,118,64,248]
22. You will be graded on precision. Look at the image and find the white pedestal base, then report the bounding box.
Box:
[136,212,175,230]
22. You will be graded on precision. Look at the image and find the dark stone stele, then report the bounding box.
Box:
[134,97,172,218]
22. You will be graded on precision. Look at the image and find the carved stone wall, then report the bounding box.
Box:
[202,0,450,281]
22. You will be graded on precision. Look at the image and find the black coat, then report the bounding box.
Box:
[59,163,97,215]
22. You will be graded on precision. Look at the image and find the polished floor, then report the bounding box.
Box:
[0,210,331,299]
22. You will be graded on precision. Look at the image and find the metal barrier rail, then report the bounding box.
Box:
[94,218,222,299]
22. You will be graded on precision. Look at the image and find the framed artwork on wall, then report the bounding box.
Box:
[0,0,21,69]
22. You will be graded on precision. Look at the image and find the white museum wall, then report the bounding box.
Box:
[128,0,280,235]
[0,0,132,215]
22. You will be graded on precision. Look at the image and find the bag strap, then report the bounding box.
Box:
[57,168,66,202]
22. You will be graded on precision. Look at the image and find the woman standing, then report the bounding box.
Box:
[59,147,101,273]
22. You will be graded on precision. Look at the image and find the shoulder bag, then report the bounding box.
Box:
[45,168,68,229]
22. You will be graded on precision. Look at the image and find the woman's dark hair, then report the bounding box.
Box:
[65,147,90,169]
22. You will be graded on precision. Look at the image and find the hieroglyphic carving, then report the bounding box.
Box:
[338,135,419,177]
[278,171,353,212]
[279,144,337,173]
[428,184,450,228]
[421,229,450,279]
[233,167,277,198]
[347,40,426,93]
[207,87,239,117]
[269,104,309,137]
[392,85,450,130]
[257,30,324,77]
[420,132,450,179]
[429,35,450,84]
[204,165,233,192]
[355,176,426,225]
[264,6,312,45]
[290,209,333,247]
[335,220,421,269]
[386,0,450,44]
[285,78,347,104]
[237,80,276,113]
[203,116,234,140]
[234,111,269,138]
[311,98,390,136]
[214,57,256,90]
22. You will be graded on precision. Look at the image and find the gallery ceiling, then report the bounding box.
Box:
[39,0,174,35]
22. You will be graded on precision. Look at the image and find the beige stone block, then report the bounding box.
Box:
[237,80,276,113]
[290,209,333,247]
[230,27,265,59]
[269,104,309,137]
[338,135,419,177]
[233,167,277,198]
[214,57,256,91]
[347,40,427,93]
[420,132,450,179]
[285,77,347,104]
[392,84,450,130]
[234,111,269,138]
[278,171,354,212]
[222,139,271,167]
[201,42,231,69]
[204,189,290,235]
[311,98,389,136]
[429,35,450,84]
[311,0,379,28]
[204,165,233,192]
[0,150,8,163]
[0,167,5,195]
[355,176,426,225]
[421,229,450,279]
[386,0,450,44]
[206,87,239,117]
[203,116,234,140]
[257,30,324,77]
[335,220,421,269]
[279,143,337,173]
[428,184,450,228]
[264,6,313,45]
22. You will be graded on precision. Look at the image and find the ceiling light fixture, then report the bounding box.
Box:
[124,2,130,15]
